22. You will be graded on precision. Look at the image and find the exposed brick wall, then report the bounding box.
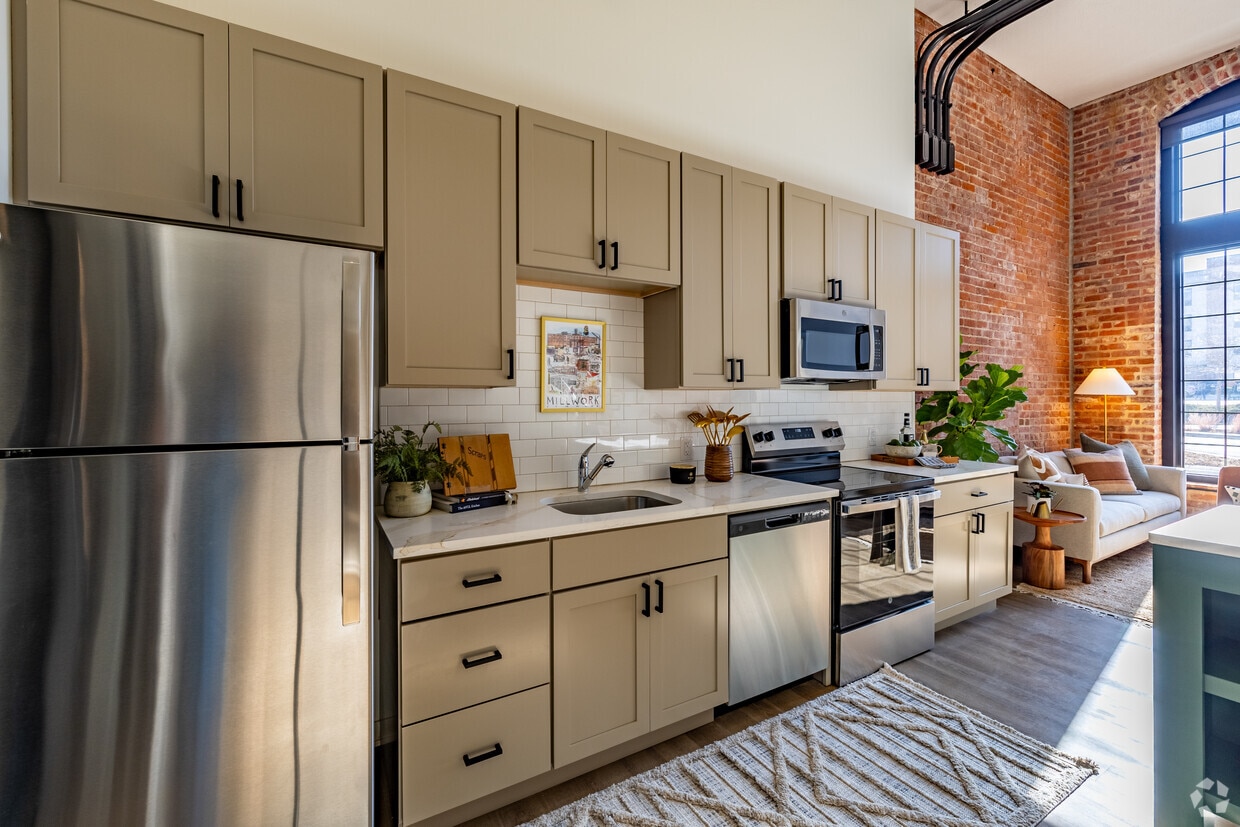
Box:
[913,11,1072,453]
[1071,48,1240,463]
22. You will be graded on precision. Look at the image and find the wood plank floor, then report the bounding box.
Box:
[400,591,1153,827]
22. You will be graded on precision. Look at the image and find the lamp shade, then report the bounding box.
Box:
[1074,367,1135,397]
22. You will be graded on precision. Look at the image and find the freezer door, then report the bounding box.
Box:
[0,204,373,450]
[0,445,371,826]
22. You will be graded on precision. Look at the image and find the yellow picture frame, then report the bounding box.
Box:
[540,317,606,413]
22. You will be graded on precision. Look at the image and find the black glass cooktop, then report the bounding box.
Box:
[837,466,929,498]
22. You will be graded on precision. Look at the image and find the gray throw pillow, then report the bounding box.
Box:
[1079,433,1152,490]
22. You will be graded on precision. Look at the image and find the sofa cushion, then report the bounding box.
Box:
[1079,433,1153,490]
[1065,448,1140,495]
[1016,445,1067,481]
[1104,491,1182,522]
[1095,499,1149,536]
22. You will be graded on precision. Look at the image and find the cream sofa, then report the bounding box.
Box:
[998,450,1186,582]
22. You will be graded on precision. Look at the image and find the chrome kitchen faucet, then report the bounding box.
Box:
[577,442,615,492]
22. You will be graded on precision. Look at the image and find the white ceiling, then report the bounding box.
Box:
[914,0,1240,108]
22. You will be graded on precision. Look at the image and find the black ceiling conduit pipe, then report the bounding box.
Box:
[916,0,1056,174]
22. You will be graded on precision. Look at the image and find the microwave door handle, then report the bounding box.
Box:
[855,326,870,370]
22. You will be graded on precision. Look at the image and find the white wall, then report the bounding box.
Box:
[162,0,914,214]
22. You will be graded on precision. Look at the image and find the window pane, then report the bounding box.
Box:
[1184,251,1221,284]
[1186,347,1226,378]
[1187,380,1226,404]
[1229,346,1240,380]
[1228,142,1240,173]
[1230,248,1240,277]
[1230,126,1240,144]
[1226,380,1240,409]
[1185,282,1224,315]
[1185,131,1226,155]
[1228,177,1240,213]
[1186,315,1227,348]
[1184,148,1224,188]
[1184,182,1225,220]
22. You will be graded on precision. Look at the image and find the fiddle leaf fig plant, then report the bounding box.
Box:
[915,348,1027,463]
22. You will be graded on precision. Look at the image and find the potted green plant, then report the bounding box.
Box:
[374,423,468,517]
[915,347,1027,462]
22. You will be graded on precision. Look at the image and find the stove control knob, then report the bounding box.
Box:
[753,431,766,443]
[763,431,775,442]
[821,428,832,438]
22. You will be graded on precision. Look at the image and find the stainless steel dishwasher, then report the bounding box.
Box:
[728,500,834,704]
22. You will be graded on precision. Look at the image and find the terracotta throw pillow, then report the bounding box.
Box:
[1064,448,1140,495]
[1016,446,1065,481]
[1079,433,1153,490]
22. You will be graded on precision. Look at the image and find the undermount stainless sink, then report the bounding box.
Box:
[542,489,682,515]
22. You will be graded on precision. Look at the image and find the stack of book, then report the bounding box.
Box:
[431,489,513,513]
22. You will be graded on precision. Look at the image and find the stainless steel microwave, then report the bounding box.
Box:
[781,298,886,383]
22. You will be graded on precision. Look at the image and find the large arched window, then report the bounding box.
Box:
[1162,80,1240,482]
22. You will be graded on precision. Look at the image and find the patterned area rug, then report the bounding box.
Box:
[1015,541,1153,625]
[523,666,1098,827]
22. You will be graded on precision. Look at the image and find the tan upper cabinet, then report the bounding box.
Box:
[781,184,875,306]
[385,72,516,387]
[518,108,680,289]
[645,156,778,389]
[872,211,960,392]
[17,0,382,247]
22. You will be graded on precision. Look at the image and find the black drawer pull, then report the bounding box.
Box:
[506,348,515,380]
[235,179,244,221]
[462,743,503,767]
[462,572,502,588]
[610,241,619,271]
[461,648,503,669]
[655,579,664,614]
[969,491,989,498]
[598,239,606,269]
[641,582,651,618]
[211,174,220,218]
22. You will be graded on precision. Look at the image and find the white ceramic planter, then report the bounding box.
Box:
[384,480,432,517]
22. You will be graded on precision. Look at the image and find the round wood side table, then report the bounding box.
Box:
[1013,508,1086,590]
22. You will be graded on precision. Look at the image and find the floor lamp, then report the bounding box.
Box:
[1074,367,1134,443]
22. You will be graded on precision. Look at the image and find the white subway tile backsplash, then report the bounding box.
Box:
[378,283,913,493]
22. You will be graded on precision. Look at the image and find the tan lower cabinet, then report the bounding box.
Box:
[645,156,779,389]
[933,475,1014,628]
[552,558,728,767]
[385,72,516,387]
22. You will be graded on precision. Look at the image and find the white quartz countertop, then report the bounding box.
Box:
[843,458,1017,483]
[1149,505,1240,559]
[379,474,835,559]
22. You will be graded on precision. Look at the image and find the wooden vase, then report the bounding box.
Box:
[704,445,734,482]
[384,481,432,518]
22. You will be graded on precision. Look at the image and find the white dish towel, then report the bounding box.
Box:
[895,493,922,573]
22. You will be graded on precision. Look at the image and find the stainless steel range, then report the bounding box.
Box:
[741,420,940,686]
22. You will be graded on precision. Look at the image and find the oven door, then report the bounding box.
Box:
[836,494,935,631]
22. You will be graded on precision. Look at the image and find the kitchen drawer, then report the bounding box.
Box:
[401,596,549,724]
[401,541,549,621]
[935,474,1014,517]
[552,516,727,591]
[401,685,551,823]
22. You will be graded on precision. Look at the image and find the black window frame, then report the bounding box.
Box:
[1161,80,1240,483]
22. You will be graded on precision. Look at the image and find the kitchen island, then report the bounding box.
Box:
[1149,506,1240,827]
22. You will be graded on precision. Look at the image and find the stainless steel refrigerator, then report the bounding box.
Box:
[0,204,374,826]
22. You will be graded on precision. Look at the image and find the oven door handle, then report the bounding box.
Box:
[839,489,940,516]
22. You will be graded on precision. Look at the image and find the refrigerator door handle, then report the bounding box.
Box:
[341,256,373,440]
[340,443,369,626]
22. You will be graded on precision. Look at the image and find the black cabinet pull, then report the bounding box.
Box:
[655,579,664,614]
[726,358,735,382]
[211,174,220,218]
[641,582,651,618]
[969,491,989,498]
[235,179,245,221]
[462,572,502,588]
[461,648,503,669]
[737,358,745,383]
[462,743,503,767]
[971,513,980,534]
[506,348,515,380]
[598,239,606,269]
[980,512,987,533]
[611,241,619,271]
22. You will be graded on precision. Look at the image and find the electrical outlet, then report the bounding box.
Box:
[867,427,877,447]
[681,437,694,459]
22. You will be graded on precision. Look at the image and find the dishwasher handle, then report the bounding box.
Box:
[728,501,832,538]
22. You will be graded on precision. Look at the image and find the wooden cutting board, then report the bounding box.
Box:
[439,434,516,495]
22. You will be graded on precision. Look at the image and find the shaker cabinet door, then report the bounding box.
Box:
[22,0,229,224]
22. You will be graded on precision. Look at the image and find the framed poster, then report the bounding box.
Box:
[540,317,605,412]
